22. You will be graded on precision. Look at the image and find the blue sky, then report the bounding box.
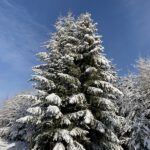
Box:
[0,0,150,100]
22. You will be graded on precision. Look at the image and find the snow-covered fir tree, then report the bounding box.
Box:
[16,13,124,150]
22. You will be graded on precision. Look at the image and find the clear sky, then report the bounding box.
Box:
[0,0,150,101]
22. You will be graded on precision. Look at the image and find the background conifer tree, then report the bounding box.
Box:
[118,58,150,150]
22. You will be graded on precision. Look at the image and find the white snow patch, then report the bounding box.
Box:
[69,93,86,105]
[53,142,65,150]
[27,107,42,115]
[53,129,73,144]
[87,86,103,95]
[94,80,123,96]
[61,116,71,125]
[46,93,62,106]
[85,67,97,74]
[84,110,94,124]
[17,95,37,101]
[16,115,33,123]
[47,105,62,119]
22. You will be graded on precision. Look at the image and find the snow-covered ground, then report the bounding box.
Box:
[0,138,27,150]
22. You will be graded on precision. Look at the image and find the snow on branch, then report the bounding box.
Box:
[53,129,73,144]
[69,93,86,105]
[87,86,103,95]
[94,55,110,68]
[31,75,56,89]
[61,116,71,126]
[84,34,95,44]
[37,90,48,97]
[94,80,123,96]
[68,110,85,120]
[53,142,65,150]
[94,120,105,133]
[46,93,62,106]
[89,47,102,55]
[67,110,94,124]
[101,71,116,82]
[16,116,33,124]
[33,64,48,70]
[32,68,55,78]
[27,107,42,115]
[57,73,81,86]
[31,75,49,84]
[70,127,88,137]
[85,67,97,74]
[73,141,86,150]
[106,130,119,144]
[17,94,37,101]
[84,110,94,124]
[36,52,49,61]
[97,98,117,112]
[46,105,62,119]
[101,111,123,130]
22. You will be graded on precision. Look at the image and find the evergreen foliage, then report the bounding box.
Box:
[0,91,33,142]
[16,13,124,150]
[118,58,150,150]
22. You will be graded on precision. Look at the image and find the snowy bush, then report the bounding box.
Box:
[0,91,34,141]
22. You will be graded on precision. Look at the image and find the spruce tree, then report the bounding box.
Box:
[16,13,124,150]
